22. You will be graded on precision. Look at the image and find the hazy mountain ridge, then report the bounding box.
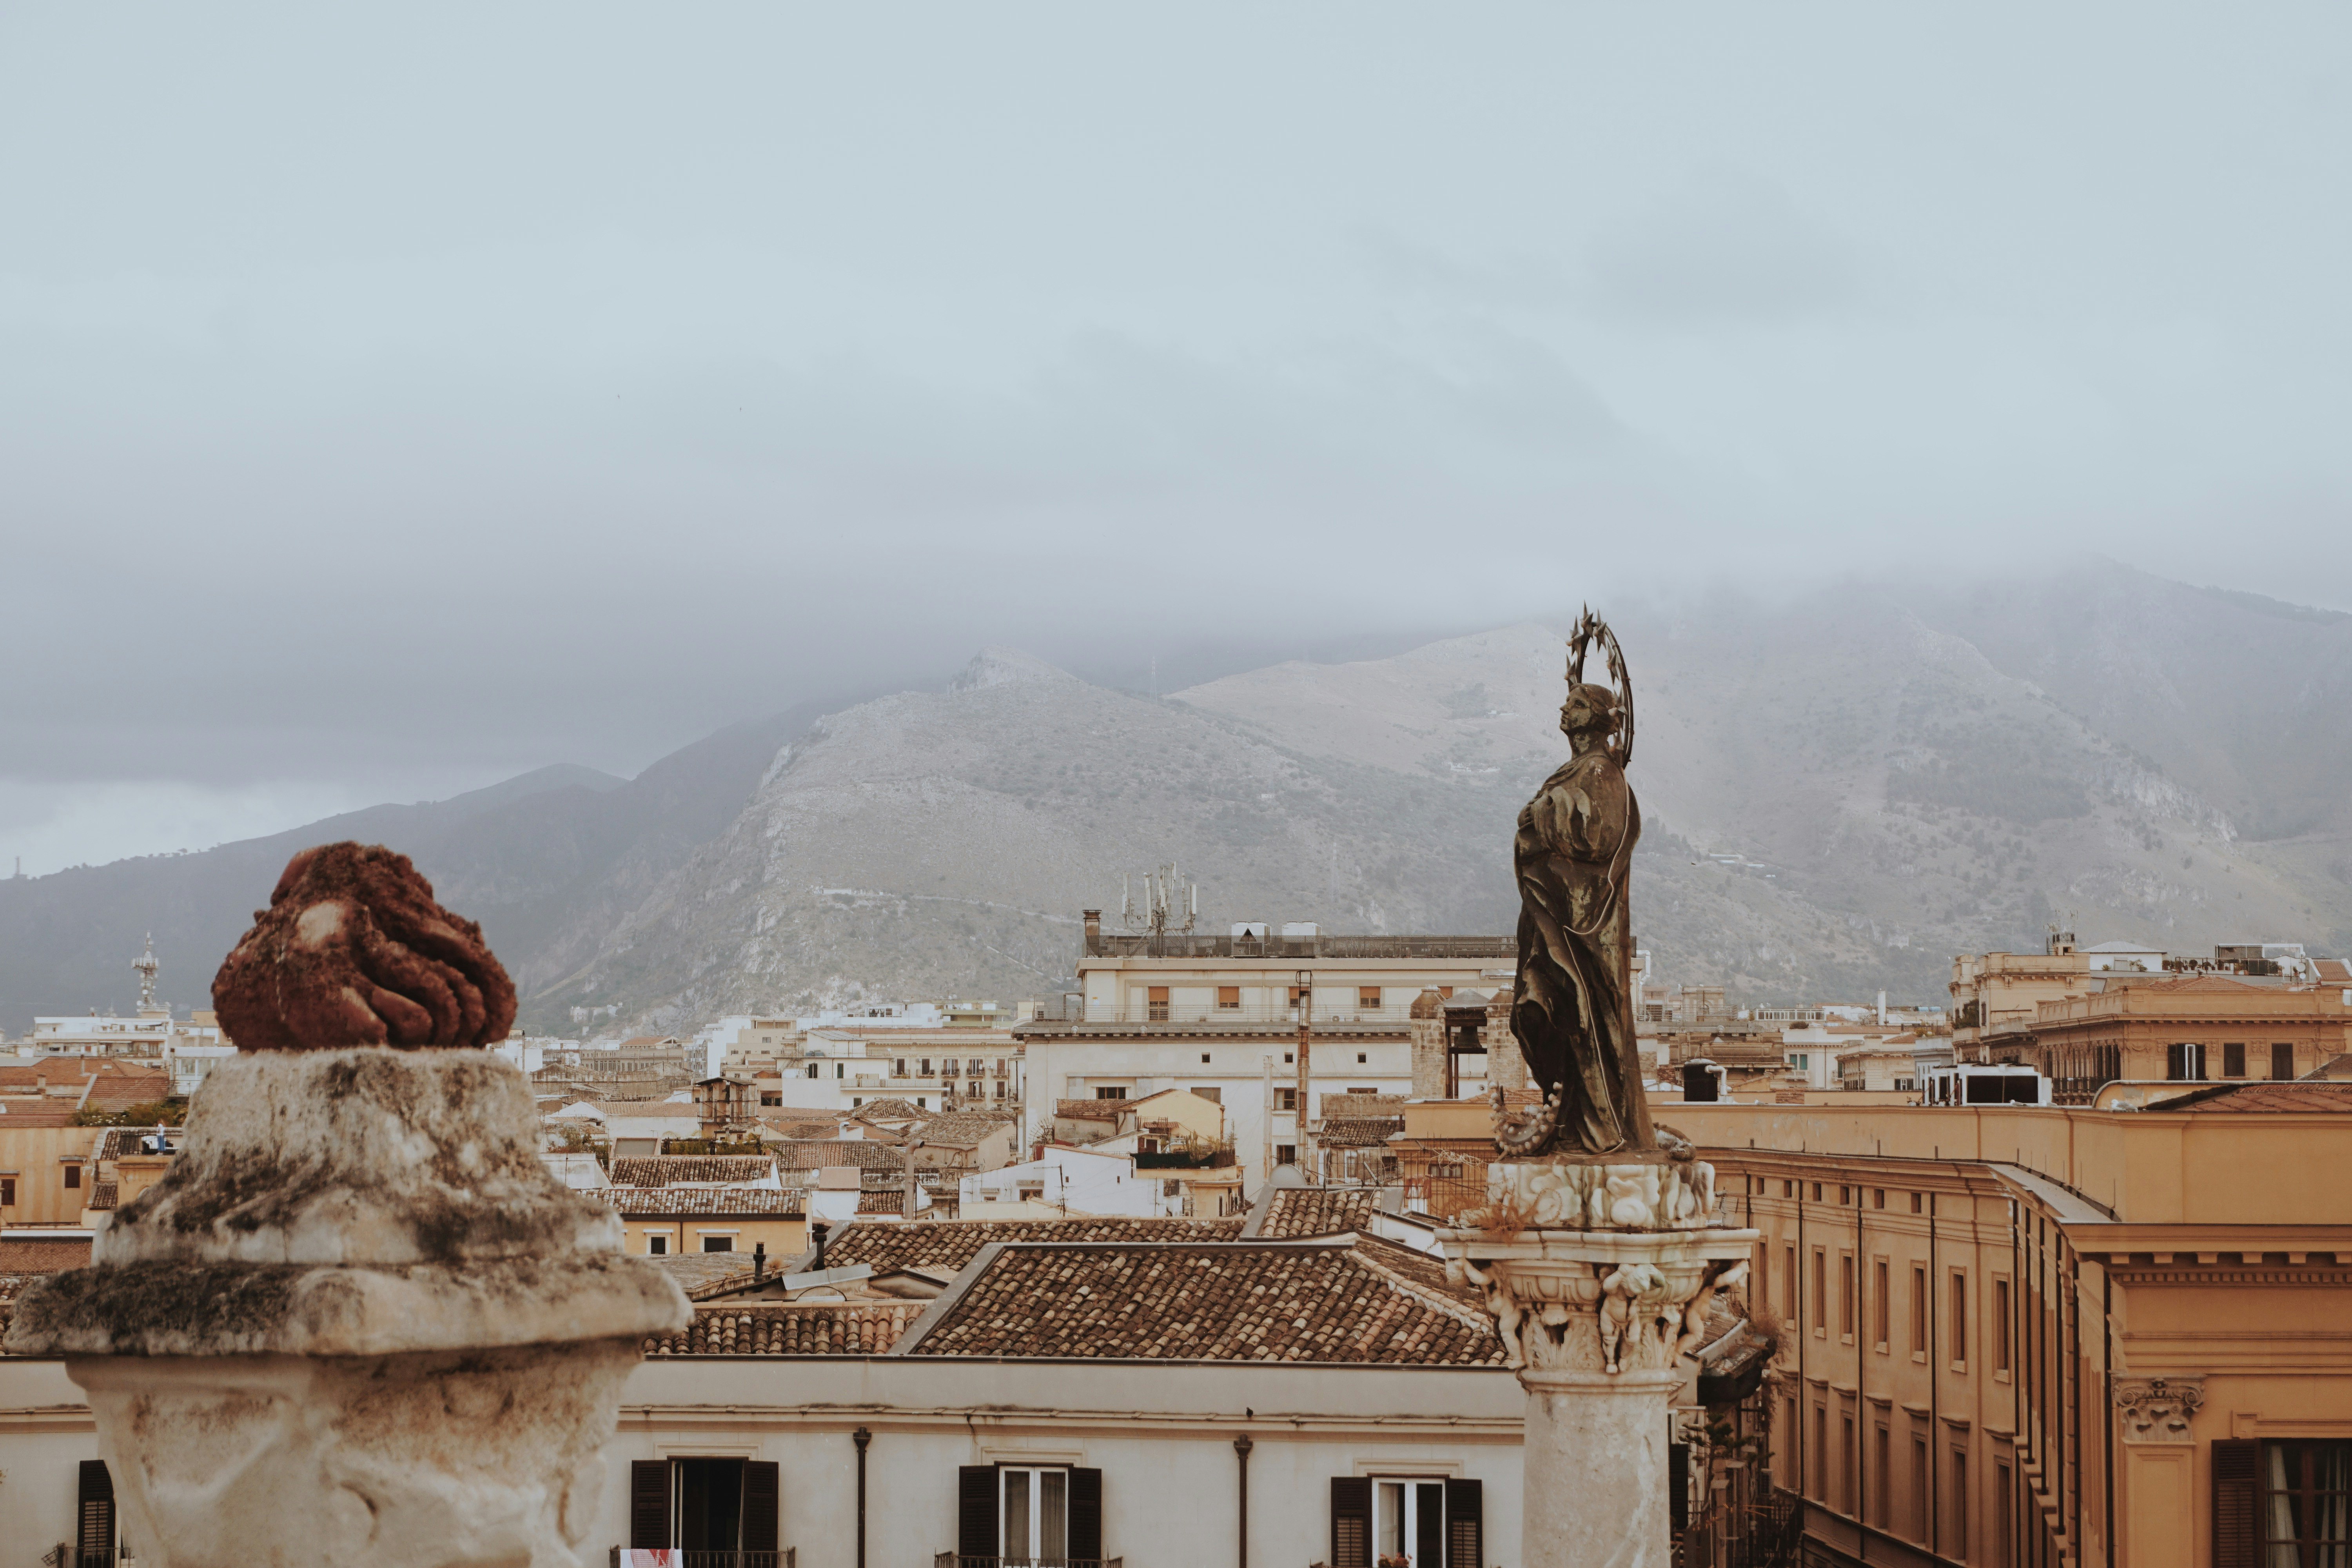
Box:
[5,568,2347,1034]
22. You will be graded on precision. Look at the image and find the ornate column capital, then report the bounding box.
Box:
[2113,1377,2205,1444]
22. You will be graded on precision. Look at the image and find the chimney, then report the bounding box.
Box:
[811,1221,828,1272]
[1082,909,1102,956]
[753,1241,766,1282]
[1878,991,1887,1026]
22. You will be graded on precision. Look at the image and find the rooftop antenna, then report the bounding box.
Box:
[1122,863,1198,944]
[133,934,160,1013]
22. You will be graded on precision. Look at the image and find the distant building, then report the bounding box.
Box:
[1016,911,1515,1201]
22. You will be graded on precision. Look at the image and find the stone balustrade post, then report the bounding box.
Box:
[1444,1153,1757,1568]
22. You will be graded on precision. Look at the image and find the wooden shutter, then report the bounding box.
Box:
[77,1459,114,1564]
[742,1460,780,1553]
[1445,1478,1482,1568]
[1331,1476,1372,1568]
[2213,1438,2260,1568]
[1068,1466,1104,1562]
[958,1465,999,1559]
[629,1459,671,1550]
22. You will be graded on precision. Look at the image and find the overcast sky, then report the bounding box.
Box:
[5,4,2349,875]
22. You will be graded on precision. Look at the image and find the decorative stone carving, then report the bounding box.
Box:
[3,844,687,1568]
[1468,1147,1719,1233]
[212,841,517,1052]
[2114,1377,2205,1444]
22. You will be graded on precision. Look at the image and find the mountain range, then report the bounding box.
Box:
[4,562,2346,1035]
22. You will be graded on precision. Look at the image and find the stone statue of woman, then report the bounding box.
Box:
[1499,615,1654,1158]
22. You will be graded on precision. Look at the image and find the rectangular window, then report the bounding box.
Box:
[1001,1466,1069,1562]
[1276,1088,1297,1112]
[2274,1042,2298,1080]
[1843,1416,1857,1514]
[1873,1259,1890,1350]
[1372,1477,1446,1568]
[762,1090,783,1104]
[2258,1439,2351,1564]
[1358,986,1382,1011]
[919,1058,932,1076]
[1950,1271,1969,1367]
[1997,1464,2013,1568]
[1953,1450,1969,1558]
[1840,1253,1856,1339]
[1276,1144,1296,1165]
[0,1176,14,1206]
[647,1234,668,1255]
[2223,1041,2246,1078]
[1812,1249,1828,1332]
[1784,1246,1798,1320]
[1811,1406,1828,1501]
[1911,1437,1928,1541]
[1147,987,1170,1022]
[1911,1192,1924,1214]
[1094,1086,1125,1099]
[1216,985,1241,1011]
[1873,1424,1890,1526]
[64,1165,81,1190]
[1994,1278,2012,1372]
[1873,1188,1886,1209]
[2166,1042,2204,1081]
[1784,1180,1795,1198]
[701,1236,733,1253]
[1911,1265,1929,1354]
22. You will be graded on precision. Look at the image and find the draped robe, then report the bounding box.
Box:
[1510,742,1653,1155]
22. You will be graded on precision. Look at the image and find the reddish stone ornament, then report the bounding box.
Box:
[212,842,517,1051]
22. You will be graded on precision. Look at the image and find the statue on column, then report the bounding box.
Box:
[1498,609,1654,1158]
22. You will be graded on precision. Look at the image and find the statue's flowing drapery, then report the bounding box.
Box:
[1510,746,1653,1156]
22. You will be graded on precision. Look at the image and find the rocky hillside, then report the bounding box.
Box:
[7,567,2347,1033]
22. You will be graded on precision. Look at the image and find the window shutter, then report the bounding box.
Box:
[1068,1466,1104,1561]
[1331,1476,1372,1568]
[2212,1439,2259,1568]
[958,1465,1000,1559]
[1444,1478,1483,1568]
[743,1459,780,1553]
[77,1458,115,1564]
[629,1459,671,1550]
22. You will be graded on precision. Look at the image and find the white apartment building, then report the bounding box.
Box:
[1015,915,1515,1200]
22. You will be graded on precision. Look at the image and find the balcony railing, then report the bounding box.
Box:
[933,1557,1122,1568]
[608,1551,795,1568]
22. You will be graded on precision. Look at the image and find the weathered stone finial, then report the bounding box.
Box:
[6,842,687,1567]
[212,841,516,1051]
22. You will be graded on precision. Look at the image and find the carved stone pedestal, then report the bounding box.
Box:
[4,1048,689,1568]
[1443,1157,1757,1568]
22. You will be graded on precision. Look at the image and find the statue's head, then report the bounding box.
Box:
[1560,681,1620,742]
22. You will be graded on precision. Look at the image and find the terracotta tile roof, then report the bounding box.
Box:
[596,1186,803,1216]
[2158,1082,2352,1113]
[643,1302,925,1357]
[909,1112,1014,1149]
[85,1180,119,1211]
[1317,1118,1403,1148]
[759,1118,846,1140]
[818,1216,1244,1275]
[772,1140,910,1171]
[646,1252,768,1296]
[1256,1187,1380,1239]
[849,1098,931,1122]
[858,1191,921,1214]
[609,1156,777,1186]
[1054,1099,1127,1121]
[0,1236,91,1274]
[2316,959,2352,983]
[904,1235,1503,1364]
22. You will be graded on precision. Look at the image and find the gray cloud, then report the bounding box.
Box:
[3,2,2350,872]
